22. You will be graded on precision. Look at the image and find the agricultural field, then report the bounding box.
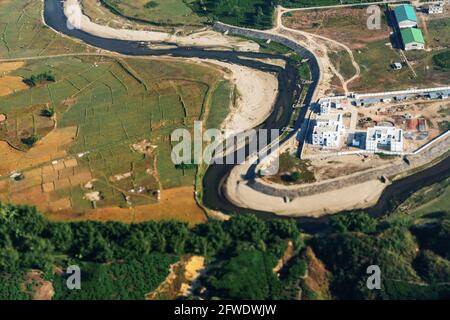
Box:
[98,0,206,27]
[0,0,91,58]
[283,5,450,93]
[190,0,275,29]
[392,176,450,223]
[0,55,232,224]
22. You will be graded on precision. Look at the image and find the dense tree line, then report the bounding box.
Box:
[2,202,449,300]
[0,203,303,299]
[312,213,450,299]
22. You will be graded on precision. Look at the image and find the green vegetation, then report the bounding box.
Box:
[53,254,177,300]
[101,0,206,26]
[191,0,274,29]
[328,50,356,81]
[0,1,88,58]
[266,152,316,185]
[21,134,40,147]
[0,202,304,299]
[25,71,56,87]
[0,55,231,210]
[41,106,55,118]
[206,249,281,299]
[205,80,232,129]
[433,51,450,70]
[144,1,159,9]
[329,212,377,233]
[0,273,30,300]
[2,176,450,300]
[427,18,450,48]
[312,213,450,299]
[280,0,384,7]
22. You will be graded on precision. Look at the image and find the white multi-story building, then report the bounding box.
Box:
[312,113,345,148]
[428,3,444,14]
[319,100,342,114]
[366,126,404,153]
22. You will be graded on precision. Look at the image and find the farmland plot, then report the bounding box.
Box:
[0,56,231,223]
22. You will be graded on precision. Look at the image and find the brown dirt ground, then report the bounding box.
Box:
[283,7,391,49]
[0,126,77,175]
[273,240,295,274]
[0,76,28,96]
[0,61,27,96]
[146,255,205,300]
[45,186,207,225]
[22,270,54,300]
[0,61,25,73]
[303,247,332,300]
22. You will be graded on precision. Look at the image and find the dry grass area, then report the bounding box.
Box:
[273,240,295,274]
[146,255,205,300]
[44,186,207,225]
[0,62,28,97]
[309,154,394,181]
[302,247,331,300]
[0,126,77,175]
[0,61,24,73]
[283,7,391,49]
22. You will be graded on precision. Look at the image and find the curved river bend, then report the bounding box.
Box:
[43,0,450,232]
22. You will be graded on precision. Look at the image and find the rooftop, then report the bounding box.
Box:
[400,28,425,44]
[394,4,417,23]
[314,125,340,134]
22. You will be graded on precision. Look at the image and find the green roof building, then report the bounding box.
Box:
[400,28,425,50]
[394,4,418,28]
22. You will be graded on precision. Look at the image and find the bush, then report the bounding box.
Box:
[22,134,40,147]
[433,51,450,70]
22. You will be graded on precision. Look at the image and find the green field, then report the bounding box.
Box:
[0,1,89,58]
[391,177,450,223]
[191,0,275,29]
[0,55,232,213]
[427,18,450,49]
[100,0,206,26]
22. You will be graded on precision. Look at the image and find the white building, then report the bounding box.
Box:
[312,113,345,148]
[366,126,404,153]
[319,100,342,114]
[428,3,444,14]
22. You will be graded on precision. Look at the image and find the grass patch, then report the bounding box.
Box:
[53,253,178,300]
[0,56,232,215]
[433,50,450,70]
[190,0,275,29]
[100,0,206,26]
[265,152,316,185]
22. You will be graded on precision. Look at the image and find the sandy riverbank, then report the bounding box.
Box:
[64,0,258,51]
[225,162,386,217]
[196,59,278,133]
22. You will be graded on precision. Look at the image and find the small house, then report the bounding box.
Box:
[400,28,425,50]
[394,4,418,29]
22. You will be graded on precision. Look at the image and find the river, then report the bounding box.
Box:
[43,0,450,232]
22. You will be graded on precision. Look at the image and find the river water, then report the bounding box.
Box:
[43,0,450,232]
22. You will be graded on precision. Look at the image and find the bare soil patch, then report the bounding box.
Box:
[146,255,205,300]
[283,7,390,50]
[22,270,54,300]
[45,186,206,225]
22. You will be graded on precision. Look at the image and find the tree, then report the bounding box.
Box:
[329,212,377,234]
[22,134,40,147]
